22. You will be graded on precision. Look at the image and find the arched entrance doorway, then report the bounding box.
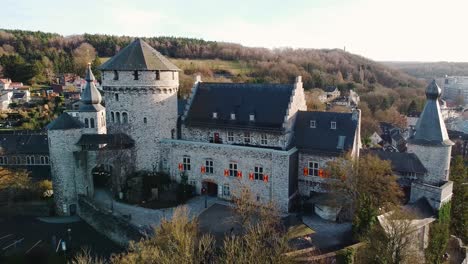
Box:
[92,164,112,189]
[202,180,218,197]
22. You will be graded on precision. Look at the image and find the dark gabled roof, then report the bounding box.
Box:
[99,39,180,71]
[0,133,49,154]
[323,86,338,93]
[367,150,427,174]
[76,133,134,149]
[409,80,453,146]
[47,113,84,130]
[184,82,294,131]
[293,111,358,155]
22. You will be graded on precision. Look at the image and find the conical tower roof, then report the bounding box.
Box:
[80,64,104,112]
[409,80,453,146]
[98,39,180,71]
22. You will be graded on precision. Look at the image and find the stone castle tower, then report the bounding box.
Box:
[99,39,180,171]
[47,65,105,215]
[408,80,454,210]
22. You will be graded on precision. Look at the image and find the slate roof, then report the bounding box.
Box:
[0,133,49,154]
[184,82,294,131]
[47,113,84,130]
[80,64,103,112]
[12,93,26,99]
[99,39,180,71]
[367,150,427,174]
[293,111,358,155]
[76,133,134,149]
[409,80,454,146]
[323,86,338,93]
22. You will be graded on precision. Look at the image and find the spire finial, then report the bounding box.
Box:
[425,79,441,100]
[85,62,95,82]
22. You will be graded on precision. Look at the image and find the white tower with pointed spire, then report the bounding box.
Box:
[408,80,454,210]
[78,63,106,135]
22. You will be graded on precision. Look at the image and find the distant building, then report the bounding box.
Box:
[318,86,340,102]
[12,90,30,104]
[442,76,468,106]
[0,91,13,110]
[0,79,11,89]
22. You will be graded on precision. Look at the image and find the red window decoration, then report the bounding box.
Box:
[237,171,243,178]
[303,167,309,176]
[249,173,254,181]
[224,169,229,176]
[178,163,183,171]
[318,169,324,178]
[263,175,269,182]
[201,166,206,174]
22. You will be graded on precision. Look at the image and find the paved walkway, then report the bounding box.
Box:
[93,190,220,229]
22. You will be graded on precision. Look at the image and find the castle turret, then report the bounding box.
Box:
[47,113,84,215]
[408,80,454,210]
[99,39,180,170]
[78,63,106,134]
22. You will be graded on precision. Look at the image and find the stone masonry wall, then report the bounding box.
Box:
[78,195,144,247]
[160,139,297,212]
[283,77,307,146]
[407,143,452,186]
[298,152,336,196]
[48,128,83,215]
[102,70,179,171]
[181,125,287,149]
[410,181,453,210]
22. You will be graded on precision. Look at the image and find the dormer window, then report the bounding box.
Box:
[113,70,119,80]
[310,120,316,128]
[249,114,255,122]
[230,113,236,120]
[331,121,336,129]
[212,112,218,119]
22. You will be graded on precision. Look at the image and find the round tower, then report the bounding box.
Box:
[407,80,454,186]
[47,113,84,215]
[99,39,180,171]
[79,63,106,134]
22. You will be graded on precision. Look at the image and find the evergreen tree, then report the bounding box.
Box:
[450,156,467,242]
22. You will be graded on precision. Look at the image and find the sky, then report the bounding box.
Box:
[2,0,468,62]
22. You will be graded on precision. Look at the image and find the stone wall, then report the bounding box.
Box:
[102,70,179,171]
[181,125,287,149]
[410,181,453,210]
[160,139,297,212]
[78,195,144,247]
[407,143,452,186]
[283,76,307,146]
[298,152,336,195]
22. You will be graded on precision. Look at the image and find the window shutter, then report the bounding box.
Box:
[201,166,206,174]
[178,163,183,171]
[224,169,229,176]
[264,175,269,182]
[303,167,309,176]
[237,171,242,178]
[249,173,254,181]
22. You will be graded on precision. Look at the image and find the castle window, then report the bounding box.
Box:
[113,70,119,80]
[229,162,238,177]
[223,184,230,197]
[12,156,17,165]
[189,180,197,187]
[111,112,115,123]
[310,120,316,128]
[90,118,95,128]
[205,159,214,174]
[115,93,119,101]
[26,156,35,165]
[249,114,255,122]
[183,156,191,171]
[133,70,139,80]
[308,161,319,176]
[331,121,336,129]
[260,134,268,145]
[45,156,49,164]
[172,72,175,80]
[122,112,128,124]
[155,71,160,80]
[243,132,251,144]
[116,112,121,124]
[254,166,264,181]
[0,156,5,165]
[212,112,218,119]
[84,118,89,128]
[230,113,236,120]
[143,117,147,124]
[227,131,234,142]
[40,156,45,164]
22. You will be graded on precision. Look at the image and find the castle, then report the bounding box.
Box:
[47,39,452,217]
